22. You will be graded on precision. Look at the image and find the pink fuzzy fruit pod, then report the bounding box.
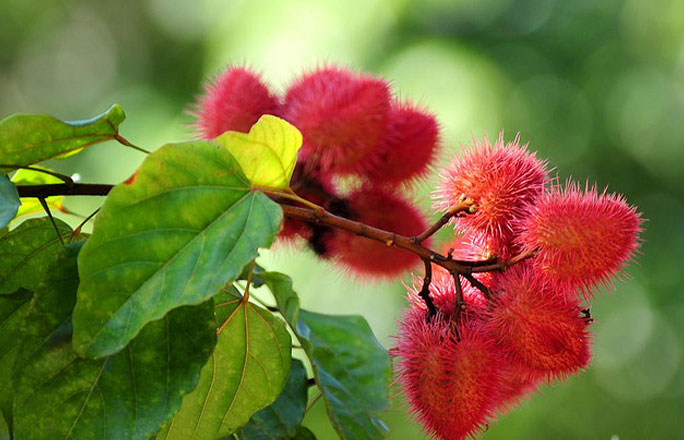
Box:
[516,180,643,297]
[366,101,440,186]
[493,363,542,415]
[281,66,391,177]
[394,307,503,440]
[434,133,549,256]
[326,187,429,278]
[486,264,592,382]
[194,66,280,139]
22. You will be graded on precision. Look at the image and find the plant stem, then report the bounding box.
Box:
[39,197,64,245]
[16,183,113,198]
[418,259,437,317]
[114,135,151,154]
[415,197,475,243]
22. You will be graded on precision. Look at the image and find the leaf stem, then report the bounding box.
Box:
[70,207,100,242]
[259,187,325,212]
[242,260,256,304]
[114,135,150,154]
[39,197,64,246]
[305,391,323,414]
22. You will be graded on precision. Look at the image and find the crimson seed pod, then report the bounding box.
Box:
[517,180,642,297]
[486,265,592,382]
[394,308,503,440]
[367,101,440,185]
[434,133,548,255]
[281,66,391,176]
[327,187,428,278]
[194,66,279,138]
[492,363,541,414]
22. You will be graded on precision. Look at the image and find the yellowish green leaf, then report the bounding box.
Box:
[215,115,302,189]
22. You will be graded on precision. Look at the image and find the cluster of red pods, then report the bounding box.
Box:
[194,65,642,440]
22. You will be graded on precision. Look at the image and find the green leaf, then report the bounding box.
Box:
[158,299,291,439]
[72,140,282,358]
[215,115,302,189]
[237,359,309,440]
[0,104,126,167]
[0,175,20,228]
[0,288,32,430]
[13,243,217,440]
[10,166,68,218]
[0,217,72,294]
[259,272,392,440]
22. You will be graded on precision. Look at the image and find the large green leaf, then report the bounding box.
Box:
[73,140,282,358]
[158,297,291,439]
[0,104,125,167]
[0,217,72,294]
[259,272,392,440]
[0,289,32,430]
[0,175,20,228]
[13,243,217,440]
[10,166,68,218]
[237,359,309,440]
[215,115,302,189]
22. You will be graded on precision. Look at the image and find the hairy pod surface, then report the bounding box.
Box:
[282,67,391,176]
[367,101,440,185]
[517,181,642,296]
[434,133,548,255]
[395,308,502,440]
[487,265,592,381]
[194,66,279,138]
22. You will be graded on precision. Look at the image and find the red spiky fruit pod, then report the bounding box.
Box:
[487,265,592,382]
[281,66,391,176]
[194,66,279,138]
[434,133,549,255]
[517,180,642,296]
[394,308,503,440]
[366,101,440,185]
[327,187,428,278]
[493,363,541,414]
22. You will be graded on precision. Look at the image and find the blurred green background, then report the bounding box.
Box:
[2,0,683,438]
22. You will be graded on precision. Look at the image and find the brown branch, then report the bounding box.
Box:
[16,183,113,198]
[415,197,476,243]
[13,182,534,277]
[462,273,492,299]
[418,259,437,317]
[469,249,537,273]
